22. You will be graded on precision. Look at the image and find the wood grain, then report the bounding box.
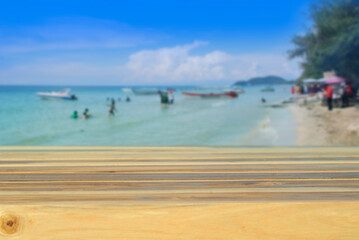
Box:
[1,147,359,239]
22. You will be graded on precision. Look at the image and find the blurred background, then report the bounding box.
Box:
[1,0,358,146]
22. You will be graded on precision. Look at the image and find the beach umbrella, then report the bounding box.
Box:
[325,77,345,84]
[317,78,329,83]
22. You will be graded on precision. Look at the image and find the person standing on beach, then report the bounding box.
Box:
[346,84,353,104]
[326,85,333,111]
[341,83,350,107]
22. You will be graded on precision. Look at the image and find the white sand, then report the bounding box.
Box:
[290,102,359,146]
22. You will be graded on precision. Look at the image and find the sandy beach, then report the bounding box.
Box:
[290,101,359,146]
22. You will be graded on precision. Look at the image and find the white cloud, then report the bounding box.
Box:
[122,42,301,83]
[0,42,302,85]
[123,41,233,82]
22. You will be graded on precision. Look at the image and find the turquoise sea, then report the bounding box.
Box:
[0,85,296,146]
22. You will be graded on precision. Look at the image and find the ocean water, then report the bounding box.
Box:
[0,85,296,146]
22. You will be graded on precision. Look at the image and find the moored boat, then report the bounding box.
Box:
[132,88,159,95]
[261,86,275,92]
[122,88,133,93]
[36,89,77,100]
[182,91,238,98]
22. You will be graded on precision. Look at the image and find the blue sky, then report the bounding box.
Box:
[0,0,315,85]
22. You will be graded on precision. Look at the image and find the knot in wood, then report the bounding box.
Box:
[0,214,20,235]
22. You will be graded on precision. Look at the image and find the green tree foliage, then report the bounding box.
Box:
[289,0,359,83]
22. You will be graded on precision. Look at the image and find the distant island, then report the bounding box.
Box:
[233,75,293,86]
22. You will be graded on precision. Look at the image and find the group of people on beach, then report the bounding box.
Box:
[292,85,322,95]
[292,80,356,111]
[325,83,354,111]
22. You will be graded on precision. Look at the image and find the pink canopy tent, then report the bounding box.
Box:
[325,77,345,84]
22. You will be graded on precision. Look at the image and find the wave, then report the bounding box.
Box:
[239,117,279,146]
[211,100,230,108]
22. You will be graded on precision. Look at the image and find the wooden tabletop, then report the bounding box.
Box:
[1,147,359,239]
[1,147,359,204]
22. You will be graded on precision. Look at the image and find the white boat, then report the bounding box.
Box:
[36,89,77,100]
[122,88,133,93]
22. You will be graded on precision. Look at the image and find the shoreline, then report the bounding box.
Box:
[238,106,297,146]
[289,101,359,146]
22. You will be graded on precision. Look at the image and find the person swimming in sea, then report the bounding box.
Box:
[126,96,131,102]
[167,92,174,104]
[158,91,169,104]
[71,111,78,119]
[108,98,116,116]
[261,98,266,103]
[166,89,175,104]
[82,108,90,119]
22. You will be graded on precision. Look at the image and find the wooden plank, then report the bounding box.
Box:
[1,147,359,239]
